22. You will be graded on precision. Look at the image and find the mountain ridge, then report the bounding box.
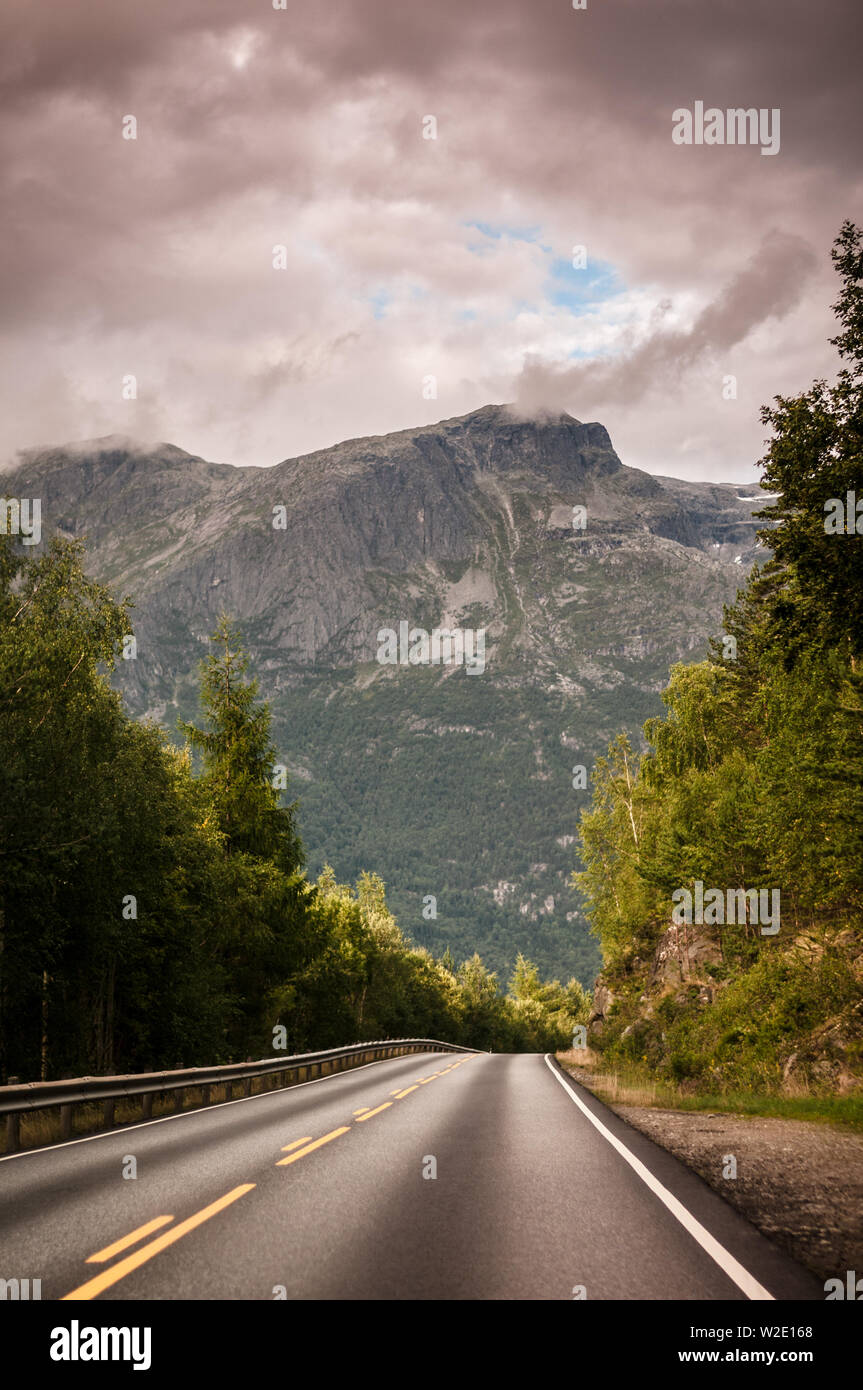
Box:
[4,406,766,982]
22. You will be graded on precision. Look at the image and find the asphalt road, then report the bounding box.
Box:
[0,1052,822,1300]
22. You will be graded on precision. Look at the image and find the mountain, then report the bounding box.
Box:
[5,405,766,983]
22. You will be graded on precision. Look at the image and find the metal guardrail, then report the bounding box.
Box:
[0,1038,478,1154]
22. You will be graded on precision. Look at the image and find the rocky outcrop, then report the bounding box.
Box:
[782,999,863,1095]
[588,977,615,1036]
[648,922,723,989]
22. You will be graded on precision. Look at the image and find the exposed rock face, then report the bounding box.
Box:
[3,405,765,982]
[782,1001,863,1095]
[648,922,724,989]
[5,405,762,695]
[588,978,616,1036]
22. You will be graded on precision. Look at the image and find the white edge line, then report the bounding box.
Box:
[543,1054,774,1302]
[0,1051,445,1164]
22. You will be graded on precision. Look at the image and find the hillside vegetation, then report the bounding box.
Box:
[575,224,863,1099]
[0,577,587,1081]
[4,401,762,986]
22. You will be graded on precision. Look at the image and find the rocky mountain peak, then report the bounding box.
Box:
[0,406,768,981]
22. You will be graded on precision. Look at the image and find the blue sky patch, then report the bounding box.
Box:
[369,289,391,320]
[464,220,543,244]
[545,257,622,312]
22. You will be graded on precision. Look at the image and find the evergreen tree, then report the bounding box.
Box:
[754,219,863,668]
[573,225,863,1091]
[180,615,303,872]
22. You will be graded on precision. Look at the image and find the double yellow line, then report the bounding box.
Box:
[272,1057,474,1164]
[62,1186,255,1301]
[61,1053,476,1301]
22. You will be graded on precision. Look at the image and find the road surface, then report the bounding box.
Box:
[0,1052,821,1300]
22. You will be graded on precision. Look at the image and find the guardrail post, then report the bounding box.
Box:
[175,1088,184,1113]
[201,1085,210,1106]
[243,1078,252,1098]
[5,1078,20,1153]
[5,1113,19,1151]
[225,1081,232,1102]
[103,1098,115,1127]
[61,1102,73,1139]
[142,1093,153,1120]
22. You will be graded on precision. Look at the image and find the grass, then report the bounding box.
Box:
[556,1050,863,1131]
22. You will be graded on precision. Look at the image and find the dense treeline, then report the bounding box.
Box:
[269,667,606,986]
[0,561,588,1080]
[576,223,863,1092]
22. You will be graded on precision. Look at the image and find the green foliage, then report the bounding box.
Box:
[179,614,303,873]
[261,665,606,987]
[0,538,228,1076]
[575,225,863,1095]
[751,220,863,668]
[0,552,580,1078]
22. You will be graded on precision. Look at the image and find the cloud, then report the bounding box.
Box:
[0,0,859,478]
[514,232,819,414]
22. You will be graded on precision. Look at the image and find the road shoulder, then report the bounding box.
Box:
[558,1060,863,1286]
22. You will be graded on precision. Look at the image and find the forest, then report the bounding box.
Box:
[576,223,863,1095]
[0,560,588,1081]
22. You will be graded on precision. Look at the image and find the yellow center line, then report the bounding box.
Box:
[85,1215,174,1264]
[276,1126,350,1165]
[353,1107,370,1115]
[280,1136,314,1152]
[393,1085,419,1098]
[62,1185,255,1301]
[417,1074,440,1084]
[355,1102,392,1122]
